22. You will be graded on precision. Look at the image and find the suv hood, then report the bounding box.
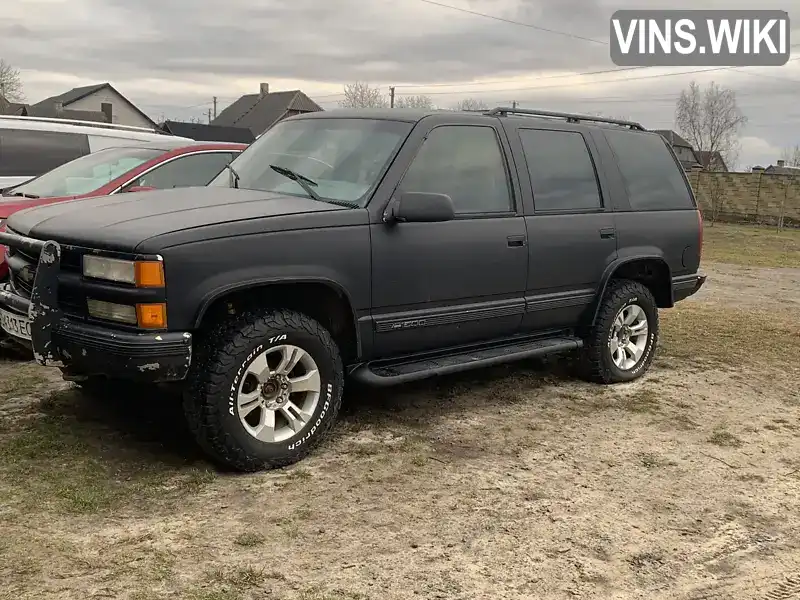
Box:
[6,186,348,250]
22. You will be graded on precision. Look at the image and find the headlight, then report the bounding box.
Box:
[83,255,165,287]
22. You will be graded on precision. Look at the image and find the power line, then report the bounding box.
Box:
[421,0,800,54]
[393,66,647,89]
[407,3,800,92]
[393,56,800,92]
[394,59,800,97]
[418,0,606,45]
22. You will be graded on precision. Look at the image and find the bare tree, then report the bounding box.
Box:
[452,98,489,112]
[339,82,387,108]
[394,94,435,109]
[780,145,800,167]
[0,59,25,109]
[675,80,747,172]
[705,174,727,227]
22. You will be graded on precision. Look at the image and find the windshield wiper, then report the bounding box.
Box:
[225,163,241,189]
[7,192,39,199]
[269,165,322,202]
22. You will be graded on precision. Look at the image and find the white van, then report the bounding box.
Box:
[0,115,193,189]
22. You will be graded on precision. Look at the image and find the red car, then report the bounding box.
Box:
[0,140,247,278]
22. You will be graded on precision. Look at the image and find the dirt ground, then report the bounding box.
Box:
[1,225,799,600]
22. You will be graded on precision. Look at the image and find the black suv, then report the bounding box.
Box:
[0,107,706,471]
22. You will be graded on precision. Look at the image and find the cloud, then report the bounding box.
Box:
[2,0,798,162]
[738,136,785,168]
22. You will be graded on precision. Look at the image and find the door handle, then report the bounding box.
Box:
[599,228,616,239]
[507,235,526,247]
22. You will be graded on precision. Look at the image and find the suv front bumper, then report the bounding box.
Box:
[0,233,192,382]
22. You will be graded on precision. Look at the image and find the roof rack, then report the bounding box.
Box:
[0,114,171,135]
[485,107,645,131]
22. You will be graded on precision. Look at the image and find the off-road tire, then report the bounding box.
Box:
[184,308,344,472]
[580,279,659,384]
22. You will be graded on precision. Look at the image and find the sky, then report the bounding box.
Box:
[1,0,798,168]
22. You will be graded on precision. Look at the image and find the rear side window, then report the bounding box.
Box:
[0,129,90,177]
[125,152,236,190]
[518,129,602,212]
[604,129,695,210]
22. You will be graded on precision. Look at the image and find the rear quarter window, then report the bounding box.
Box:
[0,128,90,177]
[603,129,695,211]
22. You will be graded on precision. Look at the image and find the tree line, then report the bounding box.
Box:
[338,81,488,112]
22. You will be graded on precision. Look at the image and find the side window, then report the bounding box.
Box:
[0,129,89,176]
[129,152,235,189]
[604,129,695,210]
[518,129,602,212]
[399,125,513,214]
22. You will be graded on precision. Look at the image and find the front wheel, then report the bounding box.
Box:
[184,308,344,472]
[580,279,659,384]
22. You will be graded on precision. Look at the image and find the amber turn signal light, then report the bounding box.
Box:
[136,303,167,329]
[135,261,165,288]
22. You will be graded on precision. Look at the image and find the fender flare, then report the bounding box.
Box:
[589,254,673,326]
[192,276,362,355]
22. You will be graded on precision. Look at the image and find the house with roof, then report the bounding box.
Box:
[161,120,255,144]
[653,130,702,171]
[762,159,800,175]
[696,150,728,172]
[31,83,158,129]
[2,100,111,122]
[212,83,322,137]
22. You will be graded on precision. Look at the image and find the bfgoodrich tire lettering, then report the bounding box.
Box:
[184,308,344,472]
[581,279,659,384]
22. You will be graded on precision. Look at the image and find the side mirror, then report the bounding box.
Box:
[384,192,455,223]
[123,185,157,193]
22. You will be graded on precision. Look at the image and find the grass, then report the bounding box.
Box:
[660,303,800,369]
[207,565,271,588]
[0,407,216,515]
[0,367,50,398]
[707,428,744,448]
[702,223,800,268]
[233,532,265,548]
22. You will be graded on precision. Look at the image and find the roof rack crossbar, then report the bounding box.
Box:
[0,114,171,135]
[485,107,645,130]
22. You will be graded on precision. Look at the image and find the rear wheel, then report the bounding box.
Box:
[184,308,343,472]
[581,279,659,384]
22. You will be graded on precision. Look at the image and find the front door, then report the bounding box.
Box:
[369,119,528,358]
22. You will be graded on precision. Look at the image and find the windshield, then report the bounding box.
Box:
[210,117,413,206]
[1,146,165,199]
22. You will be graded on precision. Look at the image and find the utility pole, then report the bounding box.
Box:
[212,96,218,120]
[512,100,517,110]
[207,108,212,124]
[389,86,395,108]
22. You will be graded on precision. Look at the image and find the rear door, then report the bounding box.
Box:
[598,129,700,278]
[505,123,619,331]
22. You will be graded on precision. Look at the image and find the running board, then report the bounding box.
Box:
[349,336,583,387]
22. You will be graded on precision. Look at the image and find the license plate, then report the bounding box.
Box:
[0,307,31,341]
